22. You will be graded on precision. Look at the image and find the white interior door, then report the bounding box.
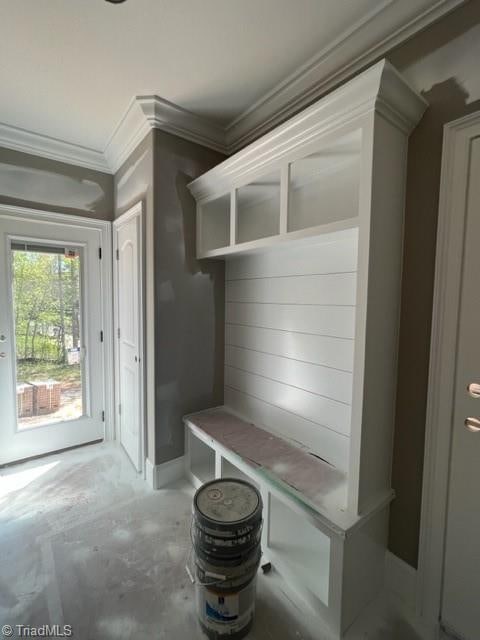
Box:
[441,137,480,639]
[0,213,106,464]
[114,206,143,472]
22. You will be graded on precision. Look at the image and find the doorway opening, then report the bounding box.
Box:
[11,243,85,430]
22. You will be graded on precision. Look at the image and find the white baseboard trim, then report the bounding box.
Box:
[385,551,418,612]
[145,455,185,490]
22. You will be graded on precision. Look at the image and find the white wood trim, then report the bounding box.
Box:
[105,95,227,173]
[188,60,427,203]
[0,204,114,441]
[0,122,110,173]
[416,111,480,638]
[113,202,146,474]
[0,1,459,173]
[224,0,464,151]
[146,455,186,490]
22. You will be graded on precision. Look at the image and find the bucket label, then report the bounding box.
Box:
[205,593,239,622]
[197,582,256,634]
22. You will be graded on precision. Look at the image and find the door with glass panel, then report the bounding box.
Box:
[0,214,105,464]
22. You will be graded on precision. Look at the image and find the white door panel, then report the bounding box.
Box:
[0,215,105,464]
[114,208,143,472]
[442,137,480,639]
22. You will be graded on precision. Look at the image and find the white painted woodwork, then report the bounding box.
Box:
[288,131,361,232]
[0,207,112,464]
[269,493,331,605]
[225,230,358,279]
[184,414,391,638]
[224,387,349,474]
[115,211,143,472]
[225,324,355,372]
[225,366,351,437]
[224,234,356,471]
[200,193,230,252]
[226,303,356,339]
[225,345,352,404]
[186,60,427,639]
[441,136,480,640]
[226,273,357,306]
[236,170,281,244]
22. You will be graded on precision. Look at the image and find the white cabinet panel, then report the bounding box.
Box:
[226,303,356,339]
[225,324,354,372]
[226,273,356,306]
[225,387,349,471]
[225,366,351,436]
[225,345,353,404]
[226,232,358,280]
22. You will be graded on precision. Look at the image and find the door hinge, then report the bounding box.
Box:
[117,327,120,339]
[100,330,104,343]
[116,248,119,260]
[98,247,102,260]
[101,410,105,422]
[118,403,121,416]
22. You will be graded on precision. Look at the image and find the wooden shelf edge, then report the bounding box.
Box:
[198,217,359,259]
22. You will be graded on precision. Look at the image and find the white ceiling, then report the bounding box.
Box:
[0,0,463,168]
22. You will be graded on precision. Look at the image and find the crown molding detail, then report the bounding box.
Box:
[104,95,227,173]
[0,0,463,175]
[0,121,110,173]
[188,59,427,202]
[224,0,465,152]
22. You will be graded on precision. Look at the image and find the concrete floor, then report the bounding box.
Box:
[0,443,426,640]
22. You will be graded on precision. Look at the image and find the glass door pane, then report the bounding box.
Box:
[11,244,84,430]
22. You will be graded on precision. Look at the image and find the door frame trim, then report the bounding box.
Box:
[417,111,480,638]
[113,202,146,475]
[0,204,114,442]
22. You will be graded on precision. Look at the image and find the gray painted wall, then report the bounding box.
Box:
[0,147,113,219]
[153,130,225,464]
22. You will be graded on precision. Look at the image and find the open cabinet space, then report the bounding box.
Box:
[185,59,427,639]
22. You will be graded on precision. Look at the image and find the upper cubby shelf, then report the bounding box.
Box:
[188,59,426,260]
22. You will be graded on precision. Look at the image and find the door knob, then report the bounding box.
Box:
[0,352,6,359]
[465,417,480,432]
[467,382,480,398]
[0,334,6,343]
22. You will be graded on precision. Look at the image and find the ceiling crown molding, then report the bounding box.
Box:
[0,121,110,173]
[188,59,427,202]
[104,95,227,173]
[224,0,465,152]
[0,0,464,175]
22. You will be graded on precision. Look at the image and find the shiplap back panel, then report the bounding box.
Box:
[224,232,358,471]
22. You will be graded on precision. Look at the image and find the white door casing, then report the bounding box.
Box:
[114,203,144,472]
[417,113,480,639]
[0,206,113,464]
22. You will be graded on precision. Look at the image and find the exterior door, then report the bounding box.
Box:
[441,137,480,639]
[0,212,106,464]
[114,205,143,472]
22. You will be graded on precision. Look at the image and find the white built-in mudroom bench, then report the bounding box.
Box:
[183,60,427,638]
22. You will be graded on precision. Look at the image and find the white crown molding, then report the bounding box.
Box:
[104,95,227,174]
[188,59,427,202]
[224,0,465,152]
[0,0,463,174]
[0,121,110,173]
